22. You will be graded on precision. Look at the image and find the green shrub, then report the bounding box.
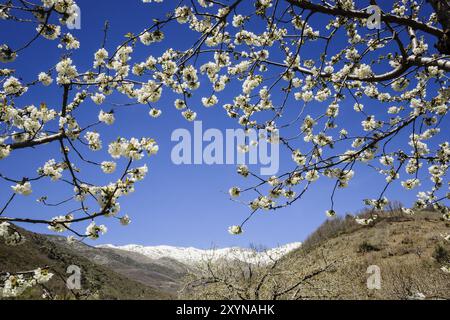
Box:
[358,241,381,253]
[432,245,450,264]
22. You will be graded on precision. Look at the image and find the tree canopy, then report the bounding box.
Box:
[0,0,449,297]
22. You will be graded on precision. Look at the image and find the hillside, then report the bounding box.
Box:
[48,237,188,294]
[0,226,299,300]
[182,210,450,300]
[280,210,450,299]
[0,226,175,300]
[2,210,449,300]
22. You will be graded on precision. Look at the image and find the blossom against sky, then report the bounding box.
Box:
[0,0,448,249]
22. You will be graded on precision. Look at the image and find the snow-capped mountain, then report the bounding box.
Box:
[97,243,302,266]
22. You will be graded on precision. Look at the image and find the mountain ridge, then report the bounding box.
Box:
[97,242,303,265]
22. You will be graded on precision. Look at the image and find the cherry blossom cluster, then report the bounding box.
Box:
[0,268,53,298]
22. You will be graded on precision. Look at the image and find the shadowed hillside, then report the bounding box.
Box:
[0,226,175,300]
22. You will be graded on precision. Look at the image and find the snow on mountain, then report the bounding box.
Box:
[97,243,302,266]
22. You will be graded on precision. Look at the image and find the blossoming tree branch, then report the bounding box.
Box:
[0,0,449,297]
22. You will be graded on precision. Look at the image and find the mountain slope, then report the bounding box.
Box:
[182,210,450,300]
[0,226,173,300]
[1,226,301,300]
[278,211,450,299]
[48,236,188,293]
[3,210,448,300]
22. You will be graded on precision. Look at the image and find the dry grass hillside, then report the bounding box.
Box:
[182,209,450,300]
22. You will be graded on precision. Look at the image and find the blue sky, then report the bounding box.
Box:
[0,0,448,249]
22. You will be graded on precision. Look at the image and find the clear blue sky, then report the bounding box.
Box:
[0,0,447,249]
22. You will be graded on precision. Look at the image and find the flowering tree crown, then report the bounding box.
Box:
[0,0,449,297]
